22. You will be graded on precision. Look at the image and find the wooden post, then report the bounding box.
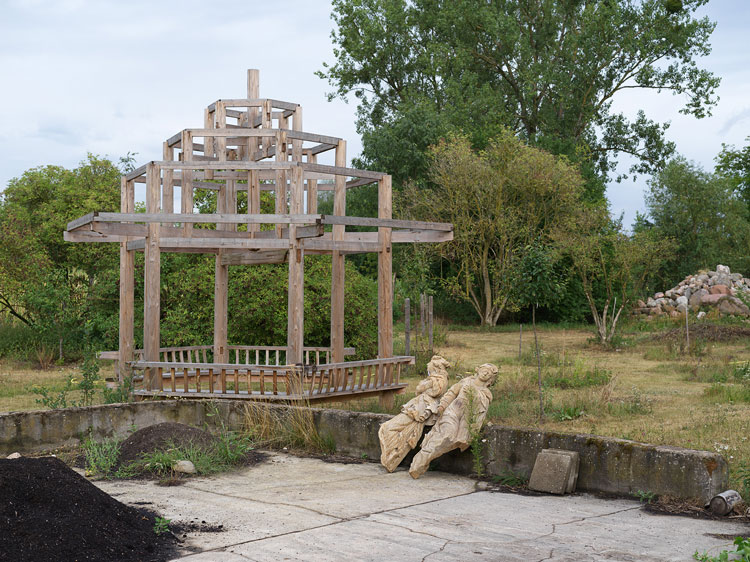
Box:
[404,298,411,356]
[213,180,231,365]
[685,307,690,353]
[420,293,426,337]
[331,140,347,362]
[162,142,174,215]
[287,165,305,364]
[118,177,134,382]
[203,108,215,180]
[144,162,161,390]
[519,324,523,359]
[181,130,194,237]
[246,68,261,236]
[428,295,434,353]
[274,130,287,238]
[378,174,393,408]
[307,153,318,214]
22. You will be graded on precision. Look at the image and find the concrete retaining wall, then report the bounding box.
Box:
[0,400,727,503]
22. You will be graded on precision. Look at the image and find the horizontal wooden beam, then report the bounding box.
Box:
[220,250,288,266]
[320,215,453,231]
[207,98,299,111]
[67,213,323,230]
[301,162,384,181]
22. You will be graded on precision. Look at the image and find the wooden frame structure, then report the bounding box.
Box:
[65,70,452,406]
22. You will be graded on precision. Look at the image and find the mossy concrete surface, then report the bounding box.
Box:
[0,400,727,502]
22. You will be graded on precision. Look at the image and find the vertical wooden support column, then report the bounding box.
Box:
[181,131,194,238]
[162,142,174,216]
[331,140,346,362]
[378,174,393,408]
[287,166,305,364]
[274,129,287,238]
[214,107,229,366]
[307,153,318,214]
[144,162,161,390]
[118,177,135,382]
[203,108,215,180]
[292,105,303,163]
[404,297,411,357]
[247,69,261,236]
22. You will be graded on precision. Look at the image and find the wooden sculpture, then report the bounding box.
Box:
[378,355,450,472]
[409,363,499,479]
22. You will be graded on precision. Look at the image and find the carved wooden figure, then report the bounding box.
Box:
[378,356,450,472]
[409,363,499,479]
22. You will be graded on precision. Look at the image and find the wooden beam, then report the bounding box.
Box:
[320,215,453,231]
[220,250,288,265]
[287,165,305,365]
[144,163,161,390]
[162,142,174,216]
[331,139,346,363]
[302,161,384,181]
[118,177,135,383]
[378,174,393,360]
[181,130,194,237]
[80,212,322,225]
[307,153,318,214]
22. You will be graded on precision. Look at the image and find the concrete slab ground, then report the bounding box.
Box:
[94,452,748,561]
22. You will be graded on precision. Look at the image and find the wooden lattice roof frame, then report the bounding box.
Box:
[64,70,453,405]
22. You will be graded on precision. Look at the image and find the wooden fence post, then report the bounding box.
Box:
[404,298,411,356]
[428,295,434,353]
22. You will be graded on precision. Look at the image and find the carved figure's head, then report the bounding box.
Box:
[427,355,451,376]
[475,363,499,386]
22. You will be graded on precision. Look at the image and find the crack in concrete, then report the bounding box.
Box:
[532,504,641,542]
[535,548,555,562]
[182,482,345,520]
[421,539,451,562]
[176,489,479,558]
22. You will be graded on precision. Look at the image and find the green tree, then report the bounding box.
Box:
[516,242,564,418]
[716,137,750,214]
[320,0,718,197]
[400,132,585,326]
[557,209,671,344]
[0,155,122,358]
[641,157,750,283]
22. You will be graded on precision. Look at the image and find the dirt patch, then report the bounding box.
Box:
[0,456,179,562]
[662,323,750,343]
[116,422,218,468]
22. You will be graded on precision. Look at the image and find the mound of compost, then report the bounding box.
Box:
[662,323,750,343]
[0,457,179,562]
[117,422,218,468]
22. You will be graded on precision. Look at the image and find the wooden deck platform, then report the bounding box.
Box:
[129,355,414,405]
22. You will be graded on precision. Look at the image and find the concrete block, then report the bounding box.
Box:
[543,449,579,493]
[528,449,575,494]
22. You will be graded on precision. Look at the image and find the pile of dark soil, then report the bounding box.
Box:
[117,422,217,469]
[0,457,179,562]
[662,323,750,343]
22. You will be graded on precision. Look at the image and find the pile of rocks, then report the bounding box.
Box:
[634,265,750,318]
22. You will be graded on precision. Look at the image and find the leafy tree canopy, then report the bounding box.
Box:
[320,0,719,199]
[639,156,750,284]
[400,131,586,325]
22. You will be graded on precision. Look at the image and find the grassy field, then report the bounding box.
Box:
[2,318,749,491]
[337,318,750,493]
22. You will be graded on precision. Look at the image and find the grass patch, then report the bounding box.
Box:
[243,402,335,454]
[703,383,750,404]
[545,361,611,389]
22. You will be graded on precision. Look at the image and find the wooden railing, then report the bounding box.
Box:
[128,355,413,402]
[100,345,354,366]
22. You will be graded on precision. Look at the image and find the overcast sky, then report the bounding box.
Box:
[1,0,747,228]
